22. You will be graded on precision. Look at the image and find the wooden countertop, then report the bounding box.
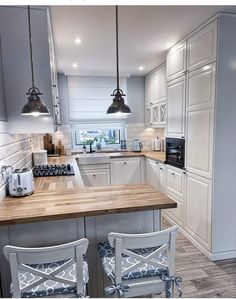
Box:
[76,151,166,163]
[0,184,176,226]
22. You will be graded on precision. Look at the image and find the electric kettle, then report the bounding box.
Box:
[132,139,143,152]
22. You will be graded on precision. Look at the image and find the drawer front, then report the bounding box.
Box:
[81,170,110,187]
[166,167,185,198]
[164,194,183,227]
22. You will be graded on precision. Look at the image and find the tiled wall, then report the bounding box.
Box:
[42,123,165,152]
[0,122,40,200]
[126,123,165,151]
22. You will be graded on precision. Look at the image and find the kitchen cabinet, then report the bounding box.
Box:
[166,165,185,198]
[187,20,217,72]
[79,164,110,187]
[164,165,185,227]
[0,6,59,133]
[186,64,215,179]
[145,158,160,190]
[167,75,185,138]
[166,41,187,81]
[111,157,141,185]
[165,14,236,261]
[145,64,167,128]
[185,172,212,250]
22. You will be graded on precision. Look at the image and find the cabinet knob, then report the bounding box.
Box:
[181,136,184,139]
[156,161,158,164]
[171,172,175,175]
[124,161,127,165]
[93,174,96,177]
[183,171,186,174]
[52,84,56,88]
[160,167,163,170]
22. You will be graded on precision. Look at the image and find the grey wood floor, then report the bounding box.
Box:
[163,219,236,298]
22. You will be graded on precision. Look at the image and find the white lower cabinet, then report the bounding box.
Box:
[111,157,141,185]
[146,158,160,190]
[164,165,185,227]
[145,159,166,193]
[164,193,184,227]
[166,165,185,198]
[185,172,212,250]
[80,164,110,187]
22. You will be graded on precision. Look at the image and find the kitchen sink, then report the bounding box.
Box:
[76,153,110,165]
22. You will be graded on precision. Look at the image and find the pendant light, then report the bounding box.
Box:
[107,6,131,114]
[21,6,50,116]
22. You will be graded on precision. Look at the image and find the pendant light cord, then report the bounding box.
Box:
[28,6,35,88]
[116,5,119,91]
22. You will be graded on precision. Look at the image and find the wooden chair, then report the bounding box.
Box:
[97,226,182,298]
[3,238,89,298]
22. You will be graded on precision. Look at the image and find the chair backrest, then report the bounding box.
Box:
[4,238,89,298]
[108,226,178,284]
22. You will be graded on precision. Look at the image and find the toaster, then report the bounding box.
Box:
[8,168,35,197]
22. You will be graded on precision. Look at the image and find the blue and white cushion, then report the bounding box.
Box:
[14,258,89,298]
[97,241,167,281]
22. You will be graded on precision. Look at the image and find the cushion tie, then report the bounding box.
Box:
[162,274,183,297]
[105,284,130,296]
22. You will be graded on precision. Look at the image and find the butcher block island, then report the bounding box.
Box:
[0,155,175,298]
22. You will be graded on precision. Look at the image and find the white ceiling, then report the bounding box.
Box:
[50,5,236,77]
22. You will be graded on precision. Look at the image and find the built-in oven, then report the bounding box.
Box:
[165,138,185,169]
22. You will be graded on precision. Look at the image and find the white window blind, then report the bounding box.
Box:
[67,75,128,122]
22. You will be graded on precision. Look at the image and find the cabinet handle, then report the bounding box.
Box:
[160,167,163,170]
[181,136,184,139]
[124,161,127,165]
[155,161,158,164]
[93,174,96,177]
[183,171,186,174]
[52,84,56,88]
[171,172,175,175]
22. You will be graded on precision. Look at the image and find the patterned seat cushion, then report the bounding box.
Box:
[97,241,168,281]
[15,258,89,298]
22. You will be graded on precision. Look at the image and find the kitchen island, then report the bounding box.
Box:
[0,154,175,297]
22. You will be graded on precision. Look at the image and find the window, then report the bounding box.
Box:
[71,123,126,151]
[75,129,120,146]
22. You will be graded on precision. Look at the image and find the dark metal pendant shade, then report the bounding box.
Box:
[107,88,131,114]
[21,87,50,115]
[21,6,50,116]
[107,6,131,115]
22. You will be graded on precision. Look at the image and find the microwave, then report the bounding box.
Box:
[165,138,185,169]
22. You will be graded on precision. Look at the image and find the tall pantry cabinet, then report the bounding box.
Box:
[165,14,236,260]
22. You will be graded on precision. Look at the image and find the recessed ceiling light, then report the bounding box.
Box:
[74,38,81,44]
[72,63,78,68]
[139,66,144,71]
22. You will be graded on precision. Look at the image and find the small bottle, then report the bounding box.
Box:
[82,145,86,154]
[120,140,124,150]
[123,140,127,150]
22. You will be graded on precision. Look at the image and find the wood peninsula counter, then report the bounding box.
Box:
[0,153,175,298]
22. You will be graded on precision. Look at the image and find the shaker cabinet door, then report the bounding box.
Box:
[167,41,187,81]
[111,158,141,185]
[167,76,186,138]
[186,64,215,179]
[185,173,212,250]
[187,20,217,72]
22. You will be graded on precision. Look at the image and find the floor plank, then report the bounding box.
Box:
[162,219,236,298]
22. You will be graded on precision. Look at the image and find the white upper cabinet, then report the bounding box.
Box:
[167,75,185,138]
[145,65,167,128]
[186,64,215,179]
[187,20,217,72]
[166,42,187,81]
